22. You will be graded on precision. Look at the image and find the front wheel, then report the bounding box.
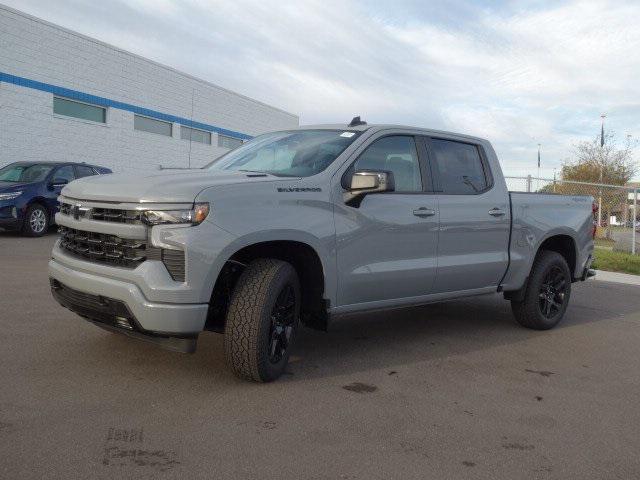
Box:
[224,259,301,382]
[511,250,572,330]
[22,203,49,237]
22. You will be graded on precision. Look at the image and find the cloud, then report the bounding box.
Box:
[4,0,640,176]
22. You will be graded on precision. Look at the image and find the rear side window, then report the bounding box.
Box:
[430,139,489,194]
[75,165,97,178]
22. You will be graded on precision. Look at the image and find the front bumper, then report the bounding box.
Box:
[0,217,20,231]
[0,204,21,231]
[49,257,209,339]
[50,278,198,353]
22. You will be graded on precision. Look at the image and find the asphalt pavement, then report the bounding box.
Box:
[1,231,640,479]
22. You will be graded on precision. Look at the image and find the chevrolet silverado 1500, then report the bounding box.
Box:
[49,118,595,382]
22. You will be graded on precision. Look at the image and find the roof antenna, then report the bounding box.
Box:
[348,116,367,127]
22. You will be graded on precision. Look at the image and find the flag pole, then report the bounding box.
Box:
[537,143,541,191]
[598,114,605,227]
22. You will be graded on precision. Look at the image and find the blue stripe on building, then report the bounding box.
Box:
[0,71,253,141]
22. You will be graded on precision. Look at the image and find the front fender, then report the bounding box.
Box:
[200,225,337,306]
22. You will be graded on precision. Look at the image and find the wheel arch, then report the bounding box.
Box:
[26,196,52,219]
[503,229,579,301]
[205,234,331,333]
[536,233,577,278]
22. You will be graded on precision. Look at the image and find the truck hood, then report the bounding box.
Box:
[61,169,282,203]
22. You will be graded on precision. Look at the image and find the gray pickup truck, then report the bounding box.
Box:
[49,118,595,382]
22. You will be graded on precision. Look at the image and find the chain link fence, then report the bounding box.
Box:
[505,176,639,255]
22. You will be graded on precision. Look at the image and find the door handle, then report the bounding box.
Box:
[488,208,506,217]
[413,207,436,217]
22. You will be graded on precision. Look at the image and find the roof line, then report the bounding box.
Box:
[0,2,298,119]
[0,71,254,140]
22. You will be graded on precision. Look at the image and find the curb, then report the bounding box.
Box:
[593,270,640,286]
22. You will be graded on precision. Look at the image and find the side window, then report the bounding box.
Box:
[75,165,97,178]
[353,136,422,192]
[53,165,75,183]
[430,139,489,194]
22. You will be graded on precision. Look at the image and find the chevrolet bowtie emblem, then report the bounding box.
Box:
[73,204,91,220]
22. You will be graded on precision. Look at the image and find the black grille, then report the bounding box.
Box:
[58,226,185,281]
[59,203,142,224]
[59,226,147,268]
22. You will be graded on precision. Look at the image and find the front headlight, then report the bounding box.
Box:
[141,202,210,226]
[0,191,22,200]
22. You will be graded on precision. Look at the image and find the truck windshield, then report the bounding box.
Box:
[0,163,54,182]
[205,129,361,177]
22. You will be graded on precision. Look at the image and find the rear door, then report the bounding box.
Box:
[424,137,510,293]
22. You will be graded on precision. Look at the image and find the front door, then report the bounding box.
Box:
[47,165,76,214]
[334,135,439,307]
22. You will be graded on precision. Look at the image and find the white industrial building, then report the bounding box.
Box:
[0,4,299,174]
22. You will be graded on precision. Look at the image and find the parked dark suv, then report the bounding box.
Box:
[0,161,112,236]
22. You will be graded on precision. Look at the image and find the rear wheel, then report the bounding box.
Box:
[511,250,571,330]
[22,204,49,237]
[224,259,300,382]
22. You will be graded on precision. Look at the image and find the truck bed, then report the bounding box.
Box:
[500,192,595,291]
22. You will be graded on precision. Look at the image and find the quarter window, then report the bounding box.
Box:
[430,139,489,194]
[181,126,211,145]
[218,134,243,150]
[353,136,422,192]
[53,97,106,123]
[134,115,172,136]
[75,165,97,178]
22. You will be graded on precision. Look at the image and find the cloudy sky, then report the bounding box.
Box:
[5,0,640,176]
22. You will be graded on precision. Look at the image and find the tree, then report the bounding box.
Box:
[558,132,637,236]
[561,131,636,185]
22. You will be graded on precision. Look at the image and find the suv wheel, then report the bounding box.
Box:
[511,250,571,330]
[23,204,49,237]
[224,258,301,382]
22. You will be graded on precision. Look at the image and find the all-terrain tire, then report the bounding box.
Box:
[511,250,572,330]
[22,203,49,237]
[224,259,300,382]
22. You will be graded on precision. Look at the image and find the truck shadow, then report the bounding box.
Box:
[281,280,640,381]
[68,280,638,385]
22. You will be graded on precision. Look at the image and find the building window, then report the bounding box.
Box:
[134,115,172,136]
[53,97,106,123]
[218,134,243,150]
[180,126,211,145]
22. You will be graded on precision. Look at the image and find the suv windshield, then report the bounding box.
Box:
[205,129,361,177]
[0,163,54,183]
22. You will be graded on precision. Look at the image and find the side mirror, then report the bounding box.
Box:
[49,178,69,189]
[349,170,395,194]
